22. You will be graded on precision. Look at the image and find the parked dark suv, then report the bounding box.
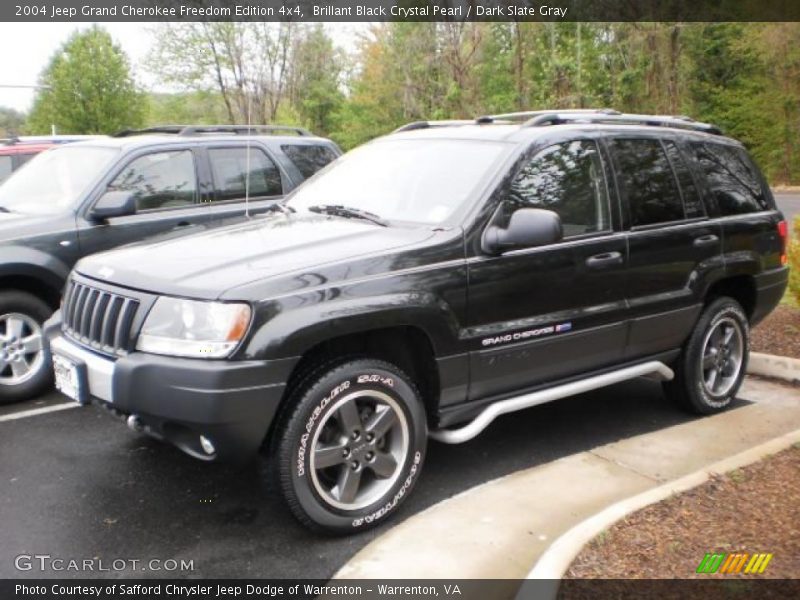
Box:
[46,111,788,533]
[0,125,340,402]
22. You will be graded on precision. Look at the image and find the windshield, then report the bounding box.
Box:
[287,139,509,224]
[0,146,118,215]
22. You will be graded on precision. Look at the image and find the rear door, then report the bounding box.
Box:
[203,144,290,224]
[608,136,723,360]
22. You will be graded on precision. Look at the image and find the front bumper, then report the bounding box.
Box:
[45,312,298,462]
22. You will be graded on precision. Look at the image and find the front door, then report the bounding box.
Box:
[466,138,629,401]
[77,148,210,257]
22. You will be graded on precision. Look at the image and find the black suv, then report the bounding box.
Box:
[0,125,340,402]
[45,111,788,533]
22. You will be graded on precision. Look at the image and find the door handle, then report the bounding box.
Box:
[174,221,190,228]
[586,251,623,270]
[693,234,719,247]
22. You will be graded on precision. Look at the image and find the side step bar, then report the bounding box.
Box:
[429,361,674,444]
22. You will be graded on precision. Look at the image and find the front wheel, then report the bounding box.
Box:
[0,291,53,405]
[664,297,749,415]
[274,358,427,534]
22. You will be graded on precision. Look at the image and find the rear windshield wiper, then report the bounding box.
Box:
[308,204,388,227]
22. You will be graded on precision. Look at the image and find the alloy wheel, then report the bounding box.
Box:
[0,313,45,386]
[309,390,409,511]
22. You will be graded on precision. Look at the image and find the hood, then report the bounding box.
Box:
[76,213,438,300]
[0,210,71,243]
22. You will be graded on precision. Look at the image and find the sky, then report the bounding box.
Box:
[0,22,367,113]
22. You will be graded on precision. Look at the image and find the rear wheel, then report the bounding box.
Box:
[274,358,427,534]
[664,297,749,415]
[0,291,53,404]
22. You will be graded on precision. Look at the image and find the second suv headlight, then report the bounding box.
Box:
[136,298,251,359]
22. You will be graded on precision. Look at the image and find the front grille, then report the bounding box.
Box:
[62,280,140,355]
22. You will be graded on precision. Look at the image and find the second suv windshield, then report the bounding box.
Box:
[0,146,118,215]
[287,139,509,224]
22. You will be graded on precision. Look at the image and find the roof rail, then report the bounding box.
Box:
[482,108,621,122]
[113,124,312,138]
[524,112,723,135]
[393,120,476,133]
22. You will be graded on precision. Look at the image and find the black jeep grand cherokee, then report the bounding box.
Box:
[46,110,788,533]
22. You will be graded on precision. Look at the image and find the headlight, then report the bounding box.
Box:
[136,297,251,359]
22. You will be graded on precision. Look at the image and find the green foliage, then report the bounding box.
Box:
[145,22,800,182]
[0,107,25,137]
[288,24,344,137]
[145,92,228,126]
[27,26,145,135]
[789,216,800,307]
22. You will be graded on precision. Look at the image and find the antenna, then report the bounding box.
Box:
[244,85,252,219]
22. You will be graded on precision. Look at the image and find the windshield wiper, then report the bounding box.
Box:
[0,206,12,213]
[308,204,388,227]
[266,202,295,215]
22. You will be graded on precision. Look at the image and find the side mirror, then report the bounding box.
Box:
[483,208,563,255]
[89,190,137,221]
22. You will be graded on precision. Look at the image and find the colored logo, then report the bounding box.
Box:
[696,552,773,574]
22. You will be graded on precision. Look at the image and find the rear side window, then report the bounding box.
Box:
[688,142,770,215]
[208,147,283,201]
[504,140,611,238]
[281,144,338,179]
[611,138,683,227]
[663,141,705,219]
[0,156,11,183]
[109,150,197,211]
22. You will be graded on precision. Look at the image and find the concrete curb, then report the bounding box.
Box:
[525,427,800,582]
[748,352,800,384]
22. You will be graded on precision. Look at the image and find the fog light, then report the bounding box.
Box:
[199,435,216,456]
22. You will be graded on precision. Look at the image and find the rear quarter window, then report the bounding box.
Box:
[281,144,339,179]
[0,156,11,183]
[688,142,771,215]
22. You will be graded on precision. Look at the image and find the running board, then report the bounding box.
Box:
[429,361,674,444]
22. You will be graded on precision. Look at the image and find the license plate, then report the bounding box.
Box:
[53,354,86,404]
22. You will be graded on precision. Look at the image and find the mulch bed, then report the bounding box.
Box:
[566,446,800,579]
[751,305,800,360]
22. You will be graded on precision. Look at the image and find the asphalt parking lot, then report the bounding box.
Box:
[0,378,706,579]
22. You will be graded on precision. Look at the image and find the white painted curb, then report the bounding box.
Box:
[747,352,800,384]
[525,427,800,583]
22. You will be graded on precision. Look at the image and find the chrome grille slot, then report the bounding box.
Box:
[62,280,140,356]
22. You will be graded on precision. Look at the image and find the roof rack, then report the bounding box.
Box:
[113,124,312,138]
[524,112,723,135]
[481,108,620,123]
[393,120,476,133]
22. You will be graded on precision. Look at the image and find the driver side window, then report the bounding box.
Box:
[502,140,611,238]
[108,150,197,212]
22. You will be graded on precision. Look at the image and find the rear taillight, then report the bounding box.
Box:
[778,220,788,265]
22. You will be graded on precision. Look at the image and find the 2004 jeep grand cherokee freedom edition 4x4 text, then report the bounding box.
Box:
[46,110,789,534]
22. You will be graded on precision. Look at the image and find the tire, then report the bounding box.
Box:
[663,297,749,415]
[0,291,54,405]
[274,358,427,534]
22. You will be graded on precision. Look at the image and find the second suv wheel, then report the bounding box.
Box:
[0,291,53,405]
[664,296,749,415]
[274,358,427,534]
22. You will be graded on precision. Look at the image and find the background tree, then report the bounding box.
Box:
[149,22,296,124]
[287,24,344,136]
[0,107,25,137]
[27,26,144,134]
